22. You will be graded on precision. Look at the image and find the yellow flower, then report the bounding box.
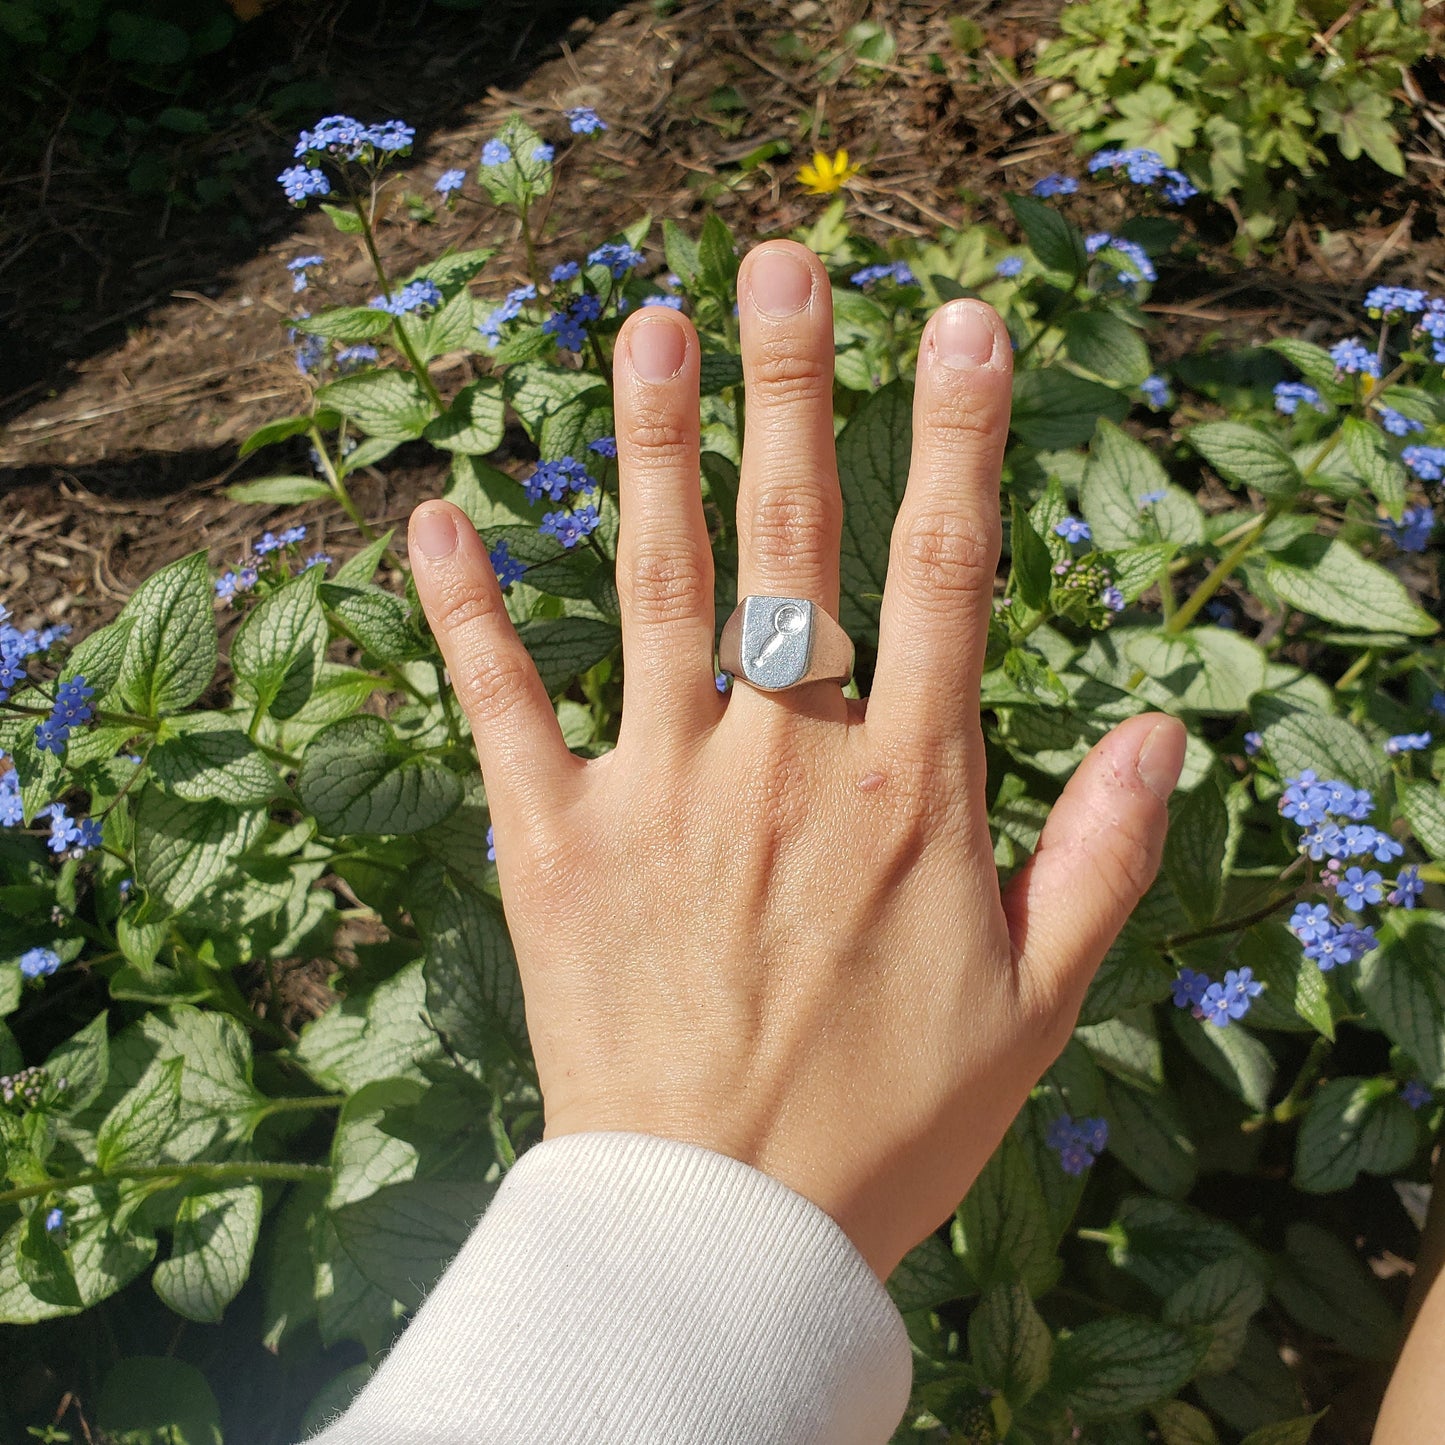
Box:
[797,148,860,196]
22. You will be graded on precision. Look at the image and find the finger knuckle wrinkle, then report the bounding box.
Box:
[925,392,1007,445]
[750,347,831,405]
[432,588,502,638]
[747,488,838,573]
[455,648,528,719]
[625,414,694,459]
[621,548,711,624]
[897,512,995,600]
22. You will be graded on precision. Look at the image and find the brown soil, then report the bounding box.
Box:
[5,0,1445,645]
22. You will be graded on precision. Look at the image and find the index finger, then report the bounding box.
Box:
[866,300,1012,743]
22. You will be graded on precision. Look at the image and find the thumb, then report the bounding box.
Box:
[1002,713,1186,1020]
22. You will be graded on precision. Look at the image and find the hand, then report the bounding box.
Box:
[408,240,1185,1280]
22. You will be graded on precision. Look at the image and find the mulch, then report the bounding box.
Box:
[4,0,1444,642]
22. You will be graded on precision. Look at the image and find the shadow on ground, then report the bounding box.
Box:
[0,0,630,423]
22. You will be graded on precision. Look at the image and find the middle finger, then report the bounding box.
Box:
[734,242,842,619]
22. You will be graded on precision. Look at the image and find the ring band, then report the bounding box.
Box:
[718,595,855,693]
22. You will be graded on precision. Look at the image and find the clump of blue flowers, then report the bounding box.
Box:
[1086,147,1197,205]
[279,115,415,207]
[1045,1114,1109,1175]
[1172,966,1265,1027]
[851,261,917,288]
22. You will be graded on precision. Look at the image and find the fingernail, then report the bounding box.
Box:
[748,246,813,317]
[630,316,687,382]
[413,506,457,560]
[935,301,998,368]
[1136,720,1186,802]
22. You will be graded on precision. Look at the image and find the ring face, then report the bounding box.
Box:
[735,595,816,691]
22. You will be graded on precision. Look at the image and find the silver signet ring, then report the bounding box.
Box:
[717,595,856,693]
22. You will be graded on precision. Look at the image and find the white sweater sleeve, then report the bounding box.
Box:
[301,1131,913,1444]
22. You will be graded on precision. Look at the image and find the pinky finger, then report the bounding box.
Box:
[409,501,584,817]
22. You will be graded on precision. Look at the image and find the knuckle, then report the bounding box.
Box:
[619,545,711,625]
[623,407,695,462]
[748,343,831,406]
[430,586,502,640]
[923,387,1008,446]
[746,486,839,573]
[453,643,531,721]
[893,510,997,604]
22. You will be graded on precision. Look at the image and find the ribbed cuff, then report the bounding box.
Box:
[304,1131,912,1444]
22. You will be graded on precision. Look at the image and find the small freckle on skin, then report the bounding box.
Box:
[856,770,888,793]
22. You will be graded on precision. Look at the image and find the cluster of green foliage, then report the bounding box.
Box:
[3,104,1445,1445]
[1036,0,1429,238]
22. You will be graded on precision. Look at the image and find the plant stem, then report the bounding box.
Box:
[250,1093,346,1121]
[0,1160,329,1208]
[1166,504,1280,636]
[342,178,445,412]
[308,426,377,544]
[1335,649,1375,691]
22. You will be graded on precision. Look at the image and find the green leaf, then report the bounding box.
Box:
[662,218,701,288]
[1189,422,1301,498]
[115,553,218,717]
[298,715,463,836]
[1265,535,1437,636]
[321,584,420,664]
[1343,416,1408,519]
[402,288,476,361]
[1240,1412,1328,1445]
[413,248,495,287]
[1011,367,1129,449]
[320,201,366,234]
[503,364,607,451]
[150,715,282,805]
[1267,339,1345,395]
[1163,1256,1266,1376]
[420,872,529,1065]
[96,1056,183,1170]
[231,568,328,719]
[1064,310,1151,386]
[239,413,325,457]
[224,474,334,505]
[328,1078,428,1209]
[134,791,266,920]
[515,618,621,696]
[1172,1009,1277,1110]
[697,212,740,297]
[969,1282,1053,1407]
[1357,911,1445,1086]
[333,1178,486,1310]
[63,616,133,696]
[97,1356,223,1445]
[1081,420,1204,548]
[332,529,396,589]
[294,959,441,1093]
[886,1232,972,1313]
[1164,773,1228,925]
[423,378,505,454]
[1104,1076,1197,1197]
[315,370,433,441]
[1250,698,1388,795]
[296,306,393,341]
[1006,192,1087,276]
[954,1132,1057,1296]
[1293,1076,1418,1194]
[699,349,745,394]
[1108,1196,1262,1299]
[1402,780,1445,860]
[1238,922,1336,1037]
[153,1185,262,1322]
[1052,1316,1209,1420]
[1009,499,1054,611]
[45,1012,110,1113]
[1153,1400,1223,1445]
[18,1205,82,1309]
[1124,627,1268,714]
[1270,1221,1399,1361]
[836,380,911,644]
